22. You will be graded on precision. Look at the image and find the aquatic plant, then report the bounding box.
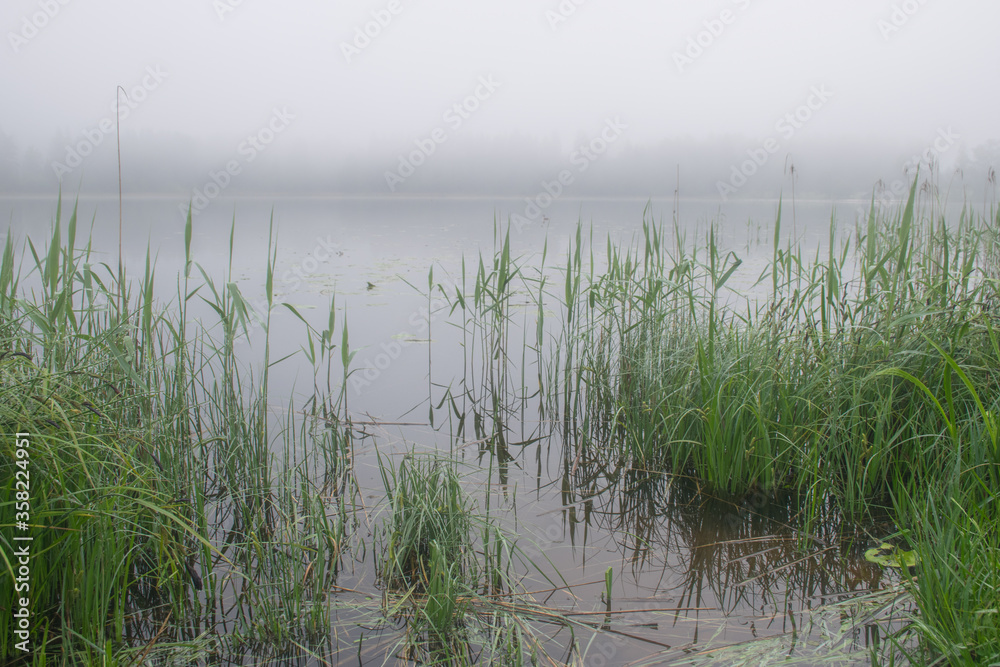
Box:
[0,201,353,662]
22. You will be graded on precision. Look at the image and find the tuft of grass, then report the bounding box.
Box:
[374,452,554,664]
[377,455,476,596]
[376,453,481,653]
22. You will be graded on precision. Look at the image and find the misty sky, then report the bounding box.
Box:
[2,0,999,197]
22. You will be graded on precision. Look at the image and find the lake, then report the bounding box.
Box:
[3,193,912,665]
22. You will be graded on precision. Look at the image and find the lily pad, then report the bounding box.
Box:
[865,543,919,569]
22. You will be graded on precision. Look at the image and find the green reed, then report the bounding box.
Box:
[373,452,546,664]
[0,199,353,663]
[4,180,997,665]
[562,178,998,515]
[533,179,997,663]
[385,177,999,664]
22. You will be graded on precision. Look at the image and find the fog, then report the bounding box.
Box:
[2,0,998,201]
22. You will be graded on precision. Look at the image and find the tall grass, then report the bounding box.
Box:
[3,180,998,664]
[885,326,1000,665]
[374,452,553,664]
[520,177,999,664]
[416,182,999,661]
[0,200,353,663]
[565,178,999,520]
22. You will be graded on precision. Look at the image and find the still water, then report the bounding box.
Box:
[4,194,909,664]
[4,192,862,406]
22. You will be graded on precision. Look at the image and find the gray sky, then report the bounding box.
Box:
[2,0,998,196]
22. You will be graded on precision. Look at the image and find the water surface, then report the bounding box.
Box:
[3,193,910,664]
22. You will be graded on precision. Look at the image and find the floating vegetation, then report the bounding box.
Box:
[865,543,918,570]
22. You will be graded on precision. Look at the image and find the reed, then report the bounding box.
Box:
[0,199,353,662]
[374,452,551,664]
[566,178,998,520]
[527,178,1000,664]
[4,179,998,664]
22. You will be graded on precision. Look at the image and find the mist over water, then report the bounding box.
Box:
[1,1,998,206]
[3,2,999,664]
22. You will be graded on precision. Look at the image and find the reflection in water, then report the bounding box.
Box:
[541,443,905,661]
[403,321,910,665]
[6,195,917,664]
